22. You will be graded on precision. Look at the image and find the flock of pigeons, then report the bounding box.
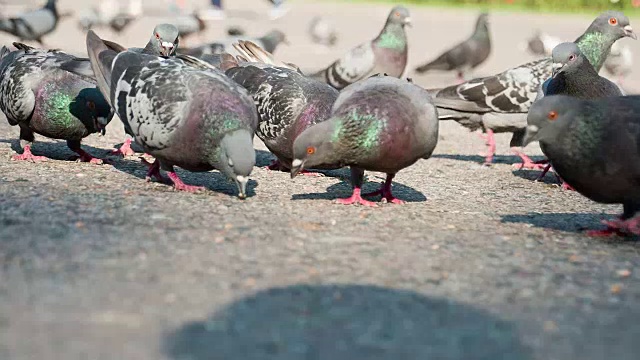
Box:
[0,1,639,237]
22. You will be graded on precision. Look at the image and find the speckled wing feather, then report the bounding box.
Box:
[433,58,552,115]
[312,42,375,89]
[0,45,84,124]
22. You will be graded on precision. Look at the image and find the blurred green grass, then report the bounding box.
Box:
[318,0,640,15]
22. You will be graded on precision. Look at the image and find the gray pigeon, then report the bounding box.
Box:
[224,42,339,173]
[78,7,137,35]
[522,30,561,57]
[531,42,623,188]
[84,30,258,197]
[414,13,491,82]
[0,0,60,45]
[429,11,635,167]
[310,6,411,90]
[544,42,622,99]
[0,43,113,163]
[290,74,439,206]
[181,30,288,58]
[308,16,338,47]
[523,95,640,237]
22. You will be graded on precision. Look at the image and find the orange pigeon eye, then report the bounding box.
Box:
[155,32,160,39]
[548,111,558,121]
[306,146,315,155]
[395,12,400,16]
[609,17,618,26]
[87,101,95,110]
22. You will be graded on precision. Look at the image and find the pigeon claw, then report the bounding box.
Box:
[512,149,548,170]
[111,138,136,157]
[167,172,206,193]
[336,188,378,207]
[587,217,640,237]
[11,145,47,162]
[74,149,110,165]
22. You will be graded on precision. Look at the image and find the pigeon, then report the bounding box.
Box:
[181,30,288,58]
[310,6,411,90]
[84,30,258,197]
[85,23,181,158]
[414,12,491,82]
[223,41,340,173]
[523,95,640,237]
[545,42,623,99]
[531,42,624,188]
[522,30,561,57]
[0,43,113,163]
[603,41,633,86]
[429,11,635,167]
[0,0,61,45]
[308,16,338,47]
[290,74,439,206]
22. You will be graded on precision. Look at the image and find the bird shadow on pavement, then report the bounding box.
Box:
[501,212,622,234]
[162,284,533,360]
[109,156,259,198]
[291,175,427,203]
[511,169,562,186]
[1,138,112,162]
[432,154,547,167]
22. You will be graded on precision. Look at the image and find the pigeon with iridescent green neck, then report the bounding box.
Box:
[290,75,439,206]
[310,6,411,89]
[84,30,258,197]
[0,43,113,163]
[428,11,635,168]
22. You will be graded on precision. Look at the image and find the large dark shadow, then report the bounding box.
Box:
[292,176,427,203]
[109,156,259,198]
[1,138,111,162]
[501,212,620,234]
[163,284,532,360]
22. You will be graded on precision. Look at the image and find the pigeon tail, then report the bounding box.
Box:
[85,30,123,107]
[231,40,300,72]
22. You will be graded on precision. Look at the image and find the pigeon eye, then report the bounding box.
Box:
[87,101,95,111]
[569,54,576,61]
[306,146,315,155]
[155,33,160,39]
[548,111,558,121]
[609,17,618,26]
[395,12,400,17]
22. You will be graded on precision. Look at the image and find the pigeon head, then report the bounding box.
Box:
[290,121,337,178]
[217,129,256,199]
[551,42,588,78]
[150,24,180,56]
[523,95,580,147]
[476,12,489,28]
[587,11,636,40]
[387,6,411,27]
[74,88,113,136]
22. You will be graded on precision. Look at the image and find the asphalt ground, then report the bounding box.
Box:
[1,1,640,359]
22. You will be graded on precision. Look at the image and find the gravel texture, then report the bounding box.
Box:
[1,1,640,359]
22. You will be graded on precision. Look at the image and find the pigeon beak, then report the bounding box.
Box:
[235,175,249,199]
[160,42,175,56]
[404,17,412,27]
[551,62,564,78]
[290,158,304,178]
[522,125,540,147]
[624,25,637,40]
[94,116,108,136]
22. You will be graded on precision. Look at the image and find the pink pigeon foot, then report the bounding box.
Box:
[363,174,406,204]
[73,149,110,164]
[111,138,136,157]
[336,187,378,207]
[140,158,170,184]
[167,171,206,192]
[12,145,47,162]
[477,129,496,165]
[512,149,548,170]
[588,217,640,237]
